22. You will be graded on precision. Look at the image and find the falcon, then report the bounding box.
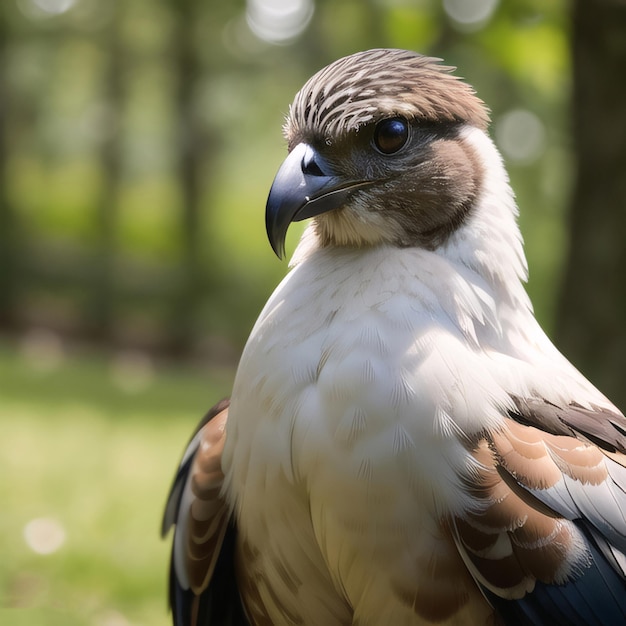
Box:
[162,49,626,625]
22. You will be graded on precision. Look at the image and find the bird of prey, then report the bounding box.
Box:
[162,49,626,625]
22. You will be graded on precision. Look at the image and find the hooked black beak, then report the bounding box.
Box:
[265,143,372,259]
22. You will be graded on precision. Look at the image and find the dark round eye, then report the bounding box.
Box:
[373,117,410,154]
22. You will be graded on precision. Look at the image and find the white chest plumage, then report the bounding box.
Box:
[223,243,523,624]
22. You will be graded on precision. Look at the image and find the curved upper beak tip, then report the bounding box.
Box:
[266,206,287,260]
[265,143,358,260]
[265,143,373,259]
[265,171,299,260]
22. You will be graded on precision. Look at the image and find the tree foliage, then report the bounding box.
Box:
[0,0,622,400]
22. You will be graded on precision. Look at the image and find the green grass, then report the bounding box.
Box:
[0,338,233,625]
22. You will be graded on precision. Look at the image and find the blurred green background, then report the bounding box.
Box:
[1,0,624,625]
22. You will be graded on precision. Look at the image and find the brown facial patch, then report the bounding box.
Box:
[383,132,484,249]
[313,128,484,250]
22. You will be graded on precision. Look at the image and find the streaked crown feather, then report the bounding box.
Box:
[285,48,489,144]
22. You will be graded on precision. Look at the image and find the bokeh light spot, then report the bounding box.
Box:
[110,351,155,394]
[443,0,499,31]
[17,0,79,19]
[23,518,66,555]
[19,329,66,374]
[246,0,314,45]
[95,609,133,626]
[495,108,546,165]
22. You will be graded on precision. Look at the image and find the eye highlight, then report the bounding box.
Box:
[373,117,410,155]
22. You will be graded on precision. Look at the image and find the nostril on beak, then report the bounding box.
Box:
[301,148,327,177]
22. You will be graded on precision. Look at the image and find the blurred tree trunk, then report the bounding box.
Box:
[0,11,18,328]
[170,0,204,355]
[89,3,123,340]
[556,0,626,408]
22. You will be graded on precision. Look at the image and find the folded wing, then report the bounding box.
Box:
[162,399,249,626]
[452,398,626,625]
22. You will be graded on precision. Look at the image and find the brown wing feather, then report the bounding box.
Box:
[454,397,626,604]
[391,524,494,622]
[163,400,248,626]
[184,405,230,593]
[491,420,609,489]
[453,421,602,598]
[510,395,626,453]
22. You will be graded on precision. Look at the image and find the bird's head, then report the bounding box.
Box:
[266,48,492,259]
